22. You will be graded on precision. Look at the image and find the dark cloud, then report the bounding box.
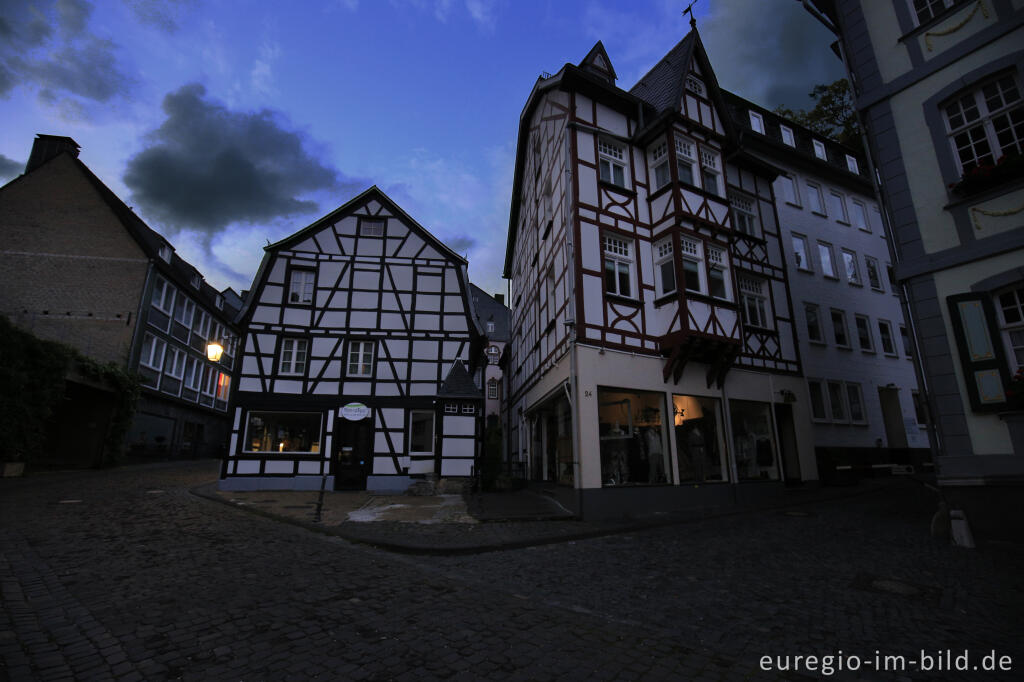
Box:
[0,153,23,180]
[124,83,358,235]
[123,0,192,33]
[701,0,844,111]
[0,0,133,103]
[447,235,477,254]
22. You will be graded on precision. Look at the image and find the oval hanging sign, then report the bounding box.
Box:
[341,402,371,421]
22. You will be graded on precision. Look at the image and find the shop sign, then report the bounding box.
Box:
[341,402,371,421]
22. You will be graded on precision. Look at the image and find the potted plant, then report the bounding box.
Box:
[1004,366,1024,411]
[949,153,1024,197]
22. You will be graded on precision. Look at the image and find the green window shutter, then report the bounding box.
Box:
[947,293,1010,411]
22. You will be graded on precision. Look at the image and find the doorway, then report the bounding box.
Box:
[878,387,908,449]
[774,403,801,485]
[333,418,373,490]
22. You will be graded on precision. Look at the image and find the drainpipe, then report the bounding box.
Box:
[565,118,582,507]
[801,0,942,468]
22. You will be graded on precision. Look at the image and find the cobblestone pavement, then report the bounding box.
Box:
[2,461,1022,681]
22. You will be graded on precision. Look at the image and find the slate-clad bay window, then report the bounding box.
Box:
[598,388,670,487]
[598,139,627,188]
[675,137,697,186]
[347,340,375,377]
[603,234,634,298]
[673,394,728,483]
[654,239,675,296]
[288,268,315,305]
[245,411,321,453]
[279,338,308,375]
[944,72,1023,175]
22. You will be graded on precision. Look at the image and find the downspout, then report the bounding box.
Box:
[565,115,582,506]
[802,0,942,467]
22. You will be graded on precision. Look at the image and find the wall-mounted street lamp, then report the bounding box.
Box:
[206,341,224,362]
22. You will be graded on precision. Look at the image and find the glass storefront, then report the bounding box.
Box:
[245,411,322,454]
[598,388,670,486]
[672,394,728,482]
[728,400,779,480]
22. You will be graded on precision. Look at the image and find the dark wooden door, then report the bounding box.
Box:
[333,418,373,490]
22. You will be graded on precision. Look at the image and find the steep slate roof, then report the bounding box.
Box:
[628,33,697,114]
[438,361,482,398]
[470,283,511,343]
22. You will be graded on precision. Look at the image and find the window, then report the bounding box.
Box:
[444,403,458,414]
[699,147,722,196]
[603,234,633,297]
[813,140,827,160]
[729,399,779,480]
[289,268,315,305]
[845,155,859,174]
[818,242,837,278]
[749,111,765,134]
[829,192,849,222]
[163,347,186,379]
[912,390,929,425]
[409,410,434,454]
[190,273,201,288]
[913,0,964,25]
[140,333,166,370]
[997,284,1024,370]
[487,321,495,333]
[792,234,812,271]
[865,256,883,291]
[598,139,627,187]
[707,246,729,300]
[827,380,847,421]
[900,325,914,357]
[842,249,861,285]
[855,315,874,351]
[673,394,728,483]
[215,294,224,310]
[152,277,174,314]
[486,345,500,364]
[202,365,217,397]
[831,309,850,347]
[805,181,825,214]
[779,175,799,205]
[173,296,194,328]
[347,340,375,377]
[216,373,231,402]
[487,379,498,399]
[183,357,201,391]
[808,380,828,421]
[654,239,676,296]
[461,404,476,415]
[781,125,795,147]
[846,383,866,423]
[158,244,172,262]
[943,73,1023,175]
[244,411,321,453]
[878,320,897,355]
[599,388,670,486]
[193,310,211,339]
[680,237,704,294]
[851,201,869,231]
[651,142,671,190]
[360,218,385,236]
[739,277,769,328]
[729,192,758,236]
[805,303,824,343]
[279,338,308,375]
[675,137,697,186]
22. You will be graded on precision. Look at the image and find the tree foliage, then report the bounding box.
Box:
[775,79,860,147]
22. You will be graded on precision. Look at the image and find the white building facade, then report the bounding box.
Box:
[504,35,818,519]
[220,187,485,492]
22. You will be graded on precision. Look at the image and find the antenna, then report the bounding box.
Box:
[683,0,699,30]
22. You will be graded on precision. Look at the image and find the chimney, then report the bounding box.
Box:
[494,293,505,305]
[26,134,80,174]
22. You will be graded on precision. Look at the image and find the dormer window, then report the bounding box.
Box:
[781,125,795,147]
[158,245,172,262]
[598,139,627,188]
[813,140,828,160]
[846,155,860,174]
[749,111,765,134]
[215,294,224,310]
[190,273,201,288]
[686,75,705,97]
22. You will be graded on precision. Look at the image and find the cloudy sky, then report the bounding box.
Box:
[0,0,842,298]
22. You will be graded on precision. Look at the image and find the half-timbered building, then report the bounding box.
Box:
[504,30,818,519]
[221,187,485,492]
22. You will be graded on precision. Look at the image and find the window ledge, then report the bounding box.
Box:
[653,293,677,308]
[836,220,851,227]
[785,201,802,209]
[796,267,814,274]
[597,180,636,197]
[811,210,828,218]
[605,293,640,306]
[944,175,1024,210]
[835,345,853,351]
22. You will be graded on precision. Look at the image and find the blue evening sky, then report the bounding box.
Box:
[0,0,842,298]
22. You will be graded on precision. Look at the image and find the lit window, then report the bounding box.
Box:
[865,256,883,291]
[878,320,896,355]
[603,234,633,298]
[818,242,837,279]
[244,412,321,453]
[831,309,850,347]
[739,277,768,328]
[699,147,722,196]
[675,137,697,186]
[781,125,795,147]
[851,201,869,231]
[651,142,671,190]
[943,73,1023,175]
[805,303,823,342]
[360,219,385,236]
[855,315,874,352]
[792,234,812,271]
[842,249,861,285]
[216,373,231,402]
[749,111,765,134]
[289,268,315,305]
[806,181,825,214]
[846,155,859,174]
[729,192,758,236]
[813,140,827,160]
[347,340,375,377]
[654,239,675,296]
[598,139,627,188]
[280,338,308,375]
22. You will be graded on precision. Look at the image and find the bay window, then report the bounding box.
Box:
[603,234,634,298]
[598,138,627,188]
[944,72,1023,175]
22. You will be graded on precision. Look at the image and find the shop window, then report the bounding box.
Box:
[597,388,670,486]
[244,411,321,453]
[673,395,728,483]
[729,400,779,480]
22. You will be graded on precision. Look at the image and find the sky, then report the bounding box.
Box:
[0,0,843,299]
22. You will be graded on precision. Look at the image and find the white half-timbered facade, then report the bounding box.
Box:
[220,187,485,491]
[504,32,818,519]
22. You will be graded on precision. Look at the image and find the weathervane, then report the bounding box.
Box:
[683,0,700,30]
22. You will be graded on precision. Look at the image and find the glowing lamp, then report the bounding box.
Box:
[206,342,224,362]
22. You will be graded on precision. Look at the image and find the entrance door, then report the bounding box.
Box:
[878,387,908,449]
[334,419,373,490]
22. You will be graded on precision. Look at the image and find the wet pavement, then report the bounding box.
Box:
[2,459,1022,680]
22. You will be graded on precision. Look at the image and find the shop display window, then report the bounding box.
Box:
[598,388,670,486]
[672,395,728,482]
[245,411,321,454]
[728,400,779,480]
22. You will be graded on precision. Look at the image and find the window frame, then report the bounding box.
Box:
[152,276,175,315]
[654,238,676,297]
[728,191,759,237]
[830,308,851,349]
[829,191,849,224]
[865,256,884,291]
[780,125,795,147]
[855,314,875,352]
[749,111,765,134]
[813,140,828,160]
[817,242,838,279]
[826,379,848,422]
[841,249,862,286]
[359,217,386,237]
[807,379,829,422]
[140,333,167,371]
[288,267,316,306]
[850,200,870,232]
[778,174,800,206]
[675,136,697,187]
[845,154,860,174]
[487,379,498,400]
[680,237,706,296]
[603,234,635,299]
[996,284,1024,373]
[598,138,628,189]
[791,233,812,272]
[650,141,671,191]
[805,302,824,344]
[878,319,897,356]
[698,145,722,197]
[739,277,770,329]
[942,71,1024,176]
[805,181,826,215]
[346,339,376,378]
[279,337,309,376]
